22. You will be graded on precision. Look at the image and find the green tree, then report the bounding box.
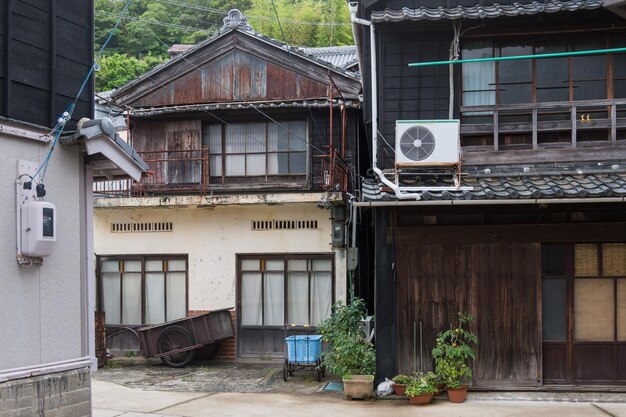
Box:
[95,53,164,92]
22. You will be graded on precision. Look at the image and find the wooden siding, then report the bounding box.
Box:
[0,0,93,128]
[379,32,452,168]
[395,242,541,387]
[116,32,361,107]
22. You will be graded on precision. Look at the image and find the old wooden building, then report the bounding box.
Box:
[94,10,362,360]
[351,0,626,389]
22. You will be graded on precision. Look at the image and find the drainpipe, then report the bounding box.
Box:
[348,3,422,201]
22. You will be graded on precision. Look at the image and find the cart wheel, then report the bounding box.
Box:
[316,368,322,382]
[283,360,289,381]
[158,325,196,368]
[289,364,294,377]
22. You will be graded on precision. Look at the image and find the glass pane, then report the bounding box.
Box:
[287,272,309,325]
[618,280,626,341]
[242,259,260,271]
[288,260,307,271]
[102,260,120,273]
[535,37,569,103]
[124,260,141,272]
[145,260,163,272]
[225,124,246,153]
[289,152,306,174]
[575,244,598,276]
[498,43,532,104]
[268,124,279,151]
[225,155,245,176]
[542,244,567,276]
[264,272,284,325]
[241,272,262,326]
[246,154,266,176]
[268,153,278,174]
[572,37,607,100]
[102,272,121,325]
[312,260,332,271]
[289,121,307,152]
[209,155,222,177]
[310,271,332,325]
[542,279,566,341]
[168,259,186,272]
[602,243,626,276]
[462,40,495,107]
[122,272,142,324]
[574,279,614,341]
[245,123,266,153]
[203,124,221,153]
[145,272,165,324]
[275,124,290,151]
[166,272,187,321]
[266,260,284,271]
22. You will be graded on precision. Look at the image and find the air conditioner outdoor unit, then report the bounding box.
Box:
[395,120,460,166]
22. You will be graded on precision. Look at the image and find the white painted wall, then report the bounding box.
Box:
[0,126,84,371]
[94,204,347,310]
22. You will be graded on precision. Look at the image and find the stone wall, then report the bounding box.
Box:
[0,368,91,417]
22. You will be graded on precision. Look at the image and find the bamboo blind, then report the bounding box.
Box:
[574,279,614,341]
[602,243,626,276]
[575,244,598,276]
[619,281,626,341]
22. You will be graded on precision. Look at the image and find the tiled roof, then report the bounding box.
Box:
[301,46,358,70]
[370,0,603,22]
[362,169,626,202]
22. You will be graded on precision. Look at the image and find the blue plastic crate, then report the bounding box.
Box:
[285,335,322,363]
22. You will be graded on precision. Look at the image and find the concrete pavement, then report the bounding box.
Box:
[92,378,626,417]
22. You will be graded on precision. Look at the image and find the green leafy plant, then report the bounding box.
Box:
[318,298,376,378]
[392,374,412,385]
[431,312,478,389]
[405,372,437,397]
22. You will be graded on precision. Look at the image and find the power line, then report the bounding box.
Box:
[95,10,207,33]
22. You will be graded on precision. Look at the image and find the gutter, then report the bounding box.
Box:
[354,196,626,207]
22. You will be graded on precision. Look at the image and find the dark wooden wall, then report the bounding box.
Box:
[0,0,94,129]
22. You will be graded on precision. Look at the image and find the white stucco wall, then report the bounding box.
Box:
[0,126,84,371]
[94,203,347,310]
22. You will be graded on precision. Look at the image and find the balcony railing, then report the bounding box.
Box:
[93,147,349,197]
[460,98,626,152]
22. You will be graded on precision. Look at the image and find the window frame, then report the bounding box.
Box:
[96,254,189,326]
[203,119,310,184]
[236,253,335,329]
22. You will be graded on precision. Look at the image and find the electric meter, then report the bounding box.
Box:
[21,200,56,257]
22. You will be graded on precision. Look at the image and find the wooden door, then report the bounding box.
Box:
[472,243,542,387]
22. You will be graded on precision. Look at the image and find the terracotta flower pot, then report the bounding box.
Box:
[408,392,433,405]
[447,385,468,403]
[393,383,407,396]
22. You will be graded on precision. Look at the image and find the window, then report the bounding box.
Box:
[203,120,308,180]
[98,256,188,325]
[461,33,619,108]
[239,255,333,327]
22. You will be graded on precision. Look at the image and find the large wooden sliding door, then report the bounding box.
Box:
[395,242,541,387]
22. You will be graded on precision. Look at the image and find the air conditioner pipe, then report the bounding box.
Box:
[349,3,422,201]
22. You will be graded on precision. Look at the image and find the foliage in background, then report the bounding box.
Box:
[318,298,375,377]
[94,0,353,91]
[431,312,478,389]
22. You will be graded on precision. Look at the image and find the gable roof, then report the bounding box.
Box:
[369,0,603,22]
[111,10,361,109]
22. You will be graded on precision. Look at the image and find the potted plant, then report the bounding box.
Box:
[431,312,478,403]
[319,298,376,400]
[391,374,411,396]
[405,372,437,405]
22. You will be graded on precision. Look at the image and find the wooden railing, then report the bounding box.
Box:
[94,148,208,196]
[460,98,626,152]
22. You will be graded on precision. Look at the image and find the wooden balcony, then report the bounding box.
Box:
[460,98,626,165]
[93,148,348,197]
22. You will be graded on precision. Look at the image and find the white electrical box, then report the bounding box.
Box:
[21,200,57,257]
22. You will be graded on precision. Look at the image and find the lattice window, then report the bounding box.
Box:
[111,222,173,233]
[251,220,318,231]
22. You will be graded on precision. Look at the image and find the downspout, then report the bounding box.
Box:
[348,3,421,200]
